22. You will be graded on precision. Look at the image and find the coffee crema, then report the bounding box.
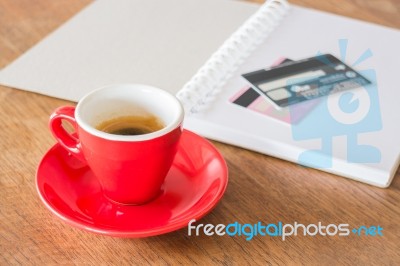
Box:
[96,115,165,136]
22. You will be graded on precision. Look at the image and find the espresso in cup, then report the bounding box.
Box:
[96,114,165,136]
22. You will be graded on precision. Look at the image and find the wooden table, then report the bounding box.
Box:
[1,0,399,264]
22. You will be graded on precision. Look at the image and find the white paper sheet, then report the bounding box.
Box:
[0,0,258,101]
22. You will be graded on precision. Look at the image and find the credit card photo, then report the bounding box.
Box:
[241,54,371,109]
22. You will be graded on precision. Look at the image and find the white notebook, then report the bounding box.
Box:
[1,0,399,187]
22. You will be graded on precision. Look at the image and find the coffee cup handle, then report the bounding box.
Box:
[49,106,86,163]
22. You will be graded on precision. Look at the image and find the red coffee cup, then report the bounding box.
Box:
[49,84,184,205]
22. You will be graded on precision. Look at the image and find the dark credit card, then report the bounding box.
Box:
[242,54,371,108]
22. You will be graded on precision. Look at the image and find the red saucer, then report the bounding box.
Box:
[36,130,228,237]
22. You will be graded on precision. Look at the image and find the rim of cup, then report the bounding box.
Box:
[75,84,184,142]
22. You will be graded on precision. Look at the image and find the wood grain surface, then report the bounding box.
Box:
[1,0,399,265]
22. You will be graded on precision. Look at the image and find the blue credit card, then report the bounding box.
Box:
[242,54,371,108]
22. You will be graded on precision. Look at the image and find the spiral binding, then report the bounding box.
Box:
[176,0,290,114]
